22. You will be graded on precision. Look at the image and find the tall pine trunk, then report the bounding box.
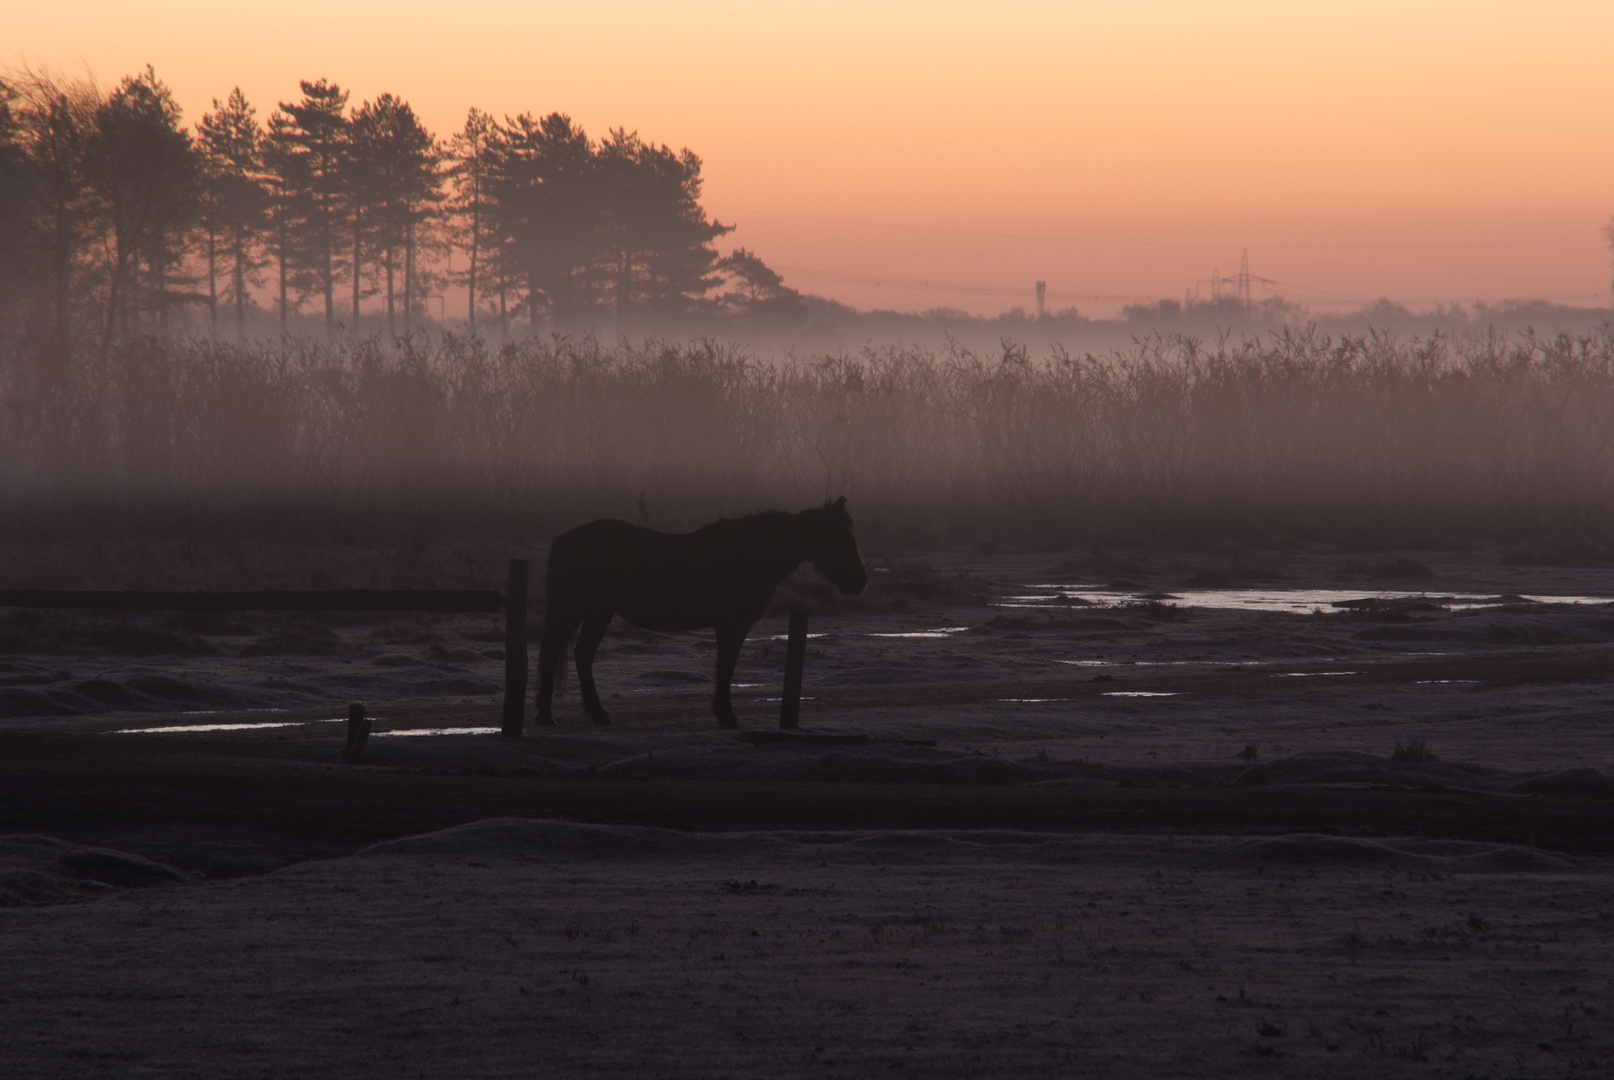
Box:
[404,214,414,336]
[322,232,334,339]
[498,272,507,342]
[616,251,630,340]
[207,226,218,338]
[351,206,361,332]
[232,228,246,343]
[385,244,395,337]
[51,198,73,350]
[277,218,288,337]
[467,191,478,335]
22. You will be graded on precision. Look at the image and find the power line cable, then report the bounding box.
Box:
[774,265,1154,303]
[777,263,1612,310]
[718,205,1603,252]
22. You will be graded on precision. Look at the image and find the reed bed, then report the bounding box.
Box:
[2,324,1612,543]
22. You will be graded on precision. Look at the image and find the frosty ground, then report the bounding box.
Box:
[2,540,1613,1077]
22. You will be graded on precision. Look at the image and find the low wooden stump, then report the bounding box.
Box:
[341,703,371,765]
[780,605,809,730]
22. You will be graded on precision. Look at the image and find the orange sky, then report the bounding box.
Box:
[11,1,1614,316]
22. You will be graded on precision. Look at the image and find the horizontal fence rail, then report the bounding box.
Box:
[0,589,505,613]
[0,559,532,738]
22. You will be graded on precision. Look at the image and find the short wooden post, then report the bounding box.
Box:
[501,559,530,738]
[780,605,808,730]
[342,702,370,764]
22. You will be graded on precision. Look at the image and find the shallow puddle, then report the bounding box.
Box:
[1272,671,1360,678]
[373,727,502,738]
[868,627,971,639]
[1059,659,1269,668]
[999,585,1614,615]
[114,721,311,734]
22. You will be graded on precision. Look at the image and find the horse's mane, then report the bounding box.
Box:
[690,509,791,539]
[696,500,848,537]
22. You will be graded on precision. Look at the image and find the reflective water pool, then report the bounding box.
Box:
[998,585,1614,615]
[114,721,310,734]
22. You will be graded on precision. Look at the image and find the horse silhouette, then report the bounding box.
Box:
[535,498,867,728]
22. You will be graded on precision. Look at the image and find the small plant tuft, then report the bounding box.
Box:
[1391,737,1438,762]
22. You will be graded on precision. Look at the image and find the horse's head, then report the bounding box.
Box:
[796,497,868,595]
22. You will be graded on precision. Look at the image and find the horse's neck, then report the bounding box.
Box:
[735,514,802,583]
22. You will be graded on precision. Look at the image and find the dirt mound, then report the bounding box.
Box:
[1512,769,1614,799]
[0,835,187,906]
[361,818,782,861]
[0,672,245,718]
[1231,751,1503,792]
[1243,834,1571,871]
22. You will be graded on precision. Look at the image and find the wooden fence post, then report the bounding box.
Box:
[501,559,529,738]
[780,605,808,730]
[342,702,370,764]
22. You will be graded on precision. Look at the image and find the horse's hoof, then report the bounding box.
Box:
[533,714,556,727]
[716,717,740,730]
[591,712,612,727]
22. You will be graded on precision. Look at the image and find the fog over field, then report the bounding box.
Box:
[6,325,1614,552]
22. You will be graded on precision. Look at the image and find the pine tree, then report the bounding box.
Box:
[0,81,28,345]
[485,112,597,329]
[0,71,99,351]
[716,247,807,326]
[86,66,201,353]
[198,88,268,342]
[349,94,439,335]
[447,108,494,334]
[266,79,348,339]
[595,129,730,331]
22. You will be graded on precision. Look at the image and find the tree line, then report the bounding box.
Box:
[0,67,805,355]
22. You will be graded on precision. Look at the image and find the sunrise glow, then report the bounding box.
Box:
[11,0,1614,314]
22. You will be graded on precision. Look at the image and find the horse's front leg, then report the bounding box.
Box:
[711,623,749,729]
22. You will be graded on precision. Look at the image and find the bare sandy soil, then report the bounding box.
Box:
[2,821,1612,1078]
[3,539,1614,1076]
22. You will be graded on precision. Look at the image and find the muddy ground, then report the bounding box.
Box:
[3,539,1614,1076]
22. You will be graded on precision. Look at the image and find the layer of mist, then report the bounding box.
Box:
[3,324,1613,546]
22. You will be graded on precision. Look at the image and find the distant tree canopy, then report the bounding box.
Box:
[0,67,792,353]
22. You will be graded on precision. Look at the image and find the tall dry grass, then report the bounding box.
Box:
[2,324,1613,542]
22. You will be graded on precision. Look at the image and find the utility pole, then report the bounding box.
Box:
[1035,281,1046,320]
[1200,250,1273,309]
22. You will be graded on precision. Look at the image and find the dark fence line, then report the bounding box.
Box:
[0,560,531,736]
[0,561,812,742]
[0,589,504,613]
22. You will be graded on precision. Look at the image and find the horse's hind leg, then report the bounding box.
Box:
[535,612,580,726]
[711,623,749,729]
[574,611,613,726]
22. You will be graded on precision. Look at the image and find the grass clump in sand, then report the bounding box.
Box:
[1391,737,1439,762]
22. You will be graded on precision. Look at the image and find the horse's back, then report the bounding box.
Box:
[545,519,705,626]
[547,519,682,588]
[544,515,792,632]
